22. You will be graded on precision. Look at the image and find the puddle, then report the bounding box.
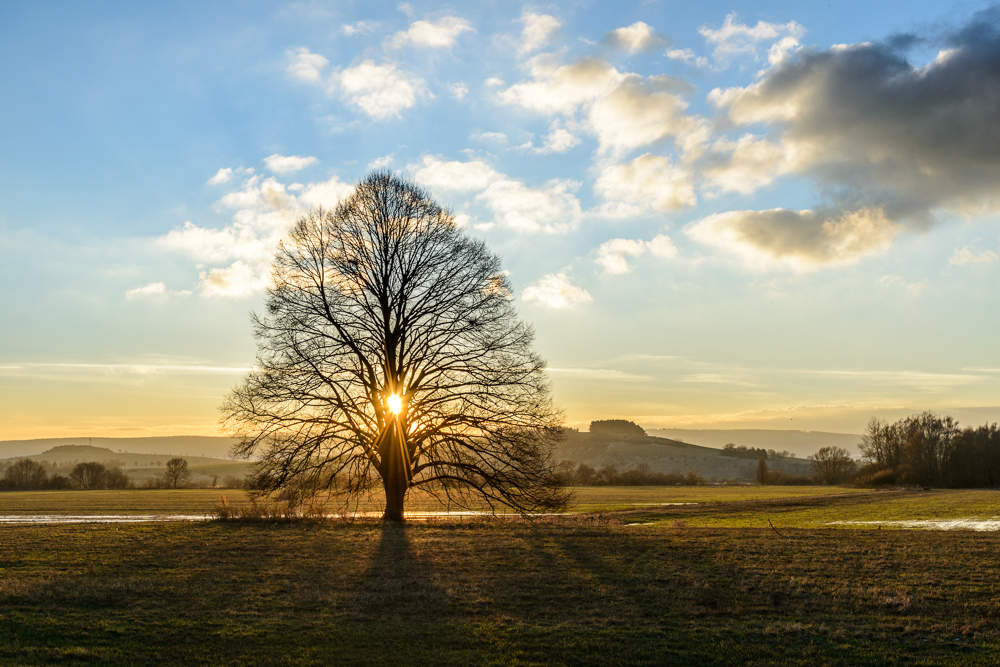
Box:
[829,518,1000,531]
[0,510,559,524]
[0,514,211,524]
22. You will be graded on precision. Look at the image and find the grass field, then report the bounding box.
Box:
[2,487,999,664]
[1,520,998,665]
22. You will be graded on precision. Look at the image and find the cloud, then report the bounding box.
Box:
[711,13,1000,223]
[698,10,1000,266]
[207,168,234,186]
[263,154,318,174]
[448,82,468,99]
[157,171,354,298]
[538,126,580,153]
[686,207,898,269]
[603,21,663,54]
[199,260,268,299]
[519,11,561,55]
[595,234,678,275]
[334,60,428,120]
[499,57,623,114]
[499,57,705,155]
[547,368,652,380]
[699,13,805,64]
[125,283,192,300]
[287,47,329,83]
[410,155,500,191]
[701,135,792,194]
[950,247,999,265]
[521,272,592,308]
[342,21,376,36]
[595,154,696,212]
[666,48,709,68]
[388,16,474,49]
[476,178,582,233]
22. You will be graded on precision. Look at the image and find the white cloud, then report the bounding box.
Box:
[539,126,580,153]
[367,155,394,170]
[298,174,355,209]
[287,47,329,83]
[604,22,663,54]
[519,11,561,55]
[334,60,428,120]
[699,13,805,64]
[687,207,898,269]
[521,272,592,308]
[595,234,678,274]
[207,168,234,186]
[125,282,192,300]
[263,154,318,174]
[595,154,696,211]
[499,58,706,155]
[476,178,582,233]
[702,134,793,194]
[388,16,474,49]
[199,260,268,299]
[950,247,999,265]
[342,21,376,36]
[484,76,505,87]
[472,131,508,143]
[410,155,500,192]
[157,170,355,298]
[666,48,709,68]
[448,82,468,99]
[499,57,623,115]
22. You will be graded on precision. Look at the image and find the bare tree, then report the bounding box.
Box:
[4,459,48,490]
[164,458,190,489]
[70,462,106,489]
[223,171,566,522]
[809,446,857,485]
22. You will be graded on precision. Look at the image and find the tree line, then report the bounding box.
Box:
[857,412,1000,487]
[0,458,200,491]
[554,461,708,486]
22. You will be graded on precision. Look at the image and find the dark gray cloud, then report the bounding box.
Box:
[702,7,1000,263]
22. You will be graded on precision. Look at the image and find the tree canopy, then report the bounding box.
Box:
[223,171,566,521]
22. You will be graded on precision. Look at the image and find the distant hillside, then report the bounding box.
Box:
[0,436,238,460]
[647,429,862,459]
[0,445,237,469]
[555,431,812,482]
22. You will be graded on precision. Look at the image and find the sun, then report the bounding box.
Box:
[386,393,403,415]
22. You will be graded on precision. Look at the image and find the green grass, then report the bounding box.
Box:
[613,488,1000,530]
[0,521,998,665]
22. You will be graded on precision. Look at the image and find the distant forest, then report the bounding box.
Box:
[858,412,1000,488]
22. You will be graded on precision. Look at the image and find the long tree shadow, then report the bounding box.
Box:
[348,523,449,624]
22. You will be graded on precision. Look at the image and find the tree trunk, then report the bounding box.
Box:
[381,421,408,523]
[383,473,406,523]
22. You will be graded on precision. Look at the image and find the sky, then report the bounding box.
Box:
[3,0,1000,440]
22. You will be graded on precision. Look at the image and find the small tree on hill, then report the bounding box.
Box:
[755,456,769,485]
[164,458,190,489]
[589,419,646,438]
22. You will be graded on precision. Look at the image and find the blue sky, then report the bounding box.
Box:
[3,0,1000,439]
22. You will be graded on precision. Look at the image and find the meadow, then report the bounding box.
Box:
[1,487,998,664]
